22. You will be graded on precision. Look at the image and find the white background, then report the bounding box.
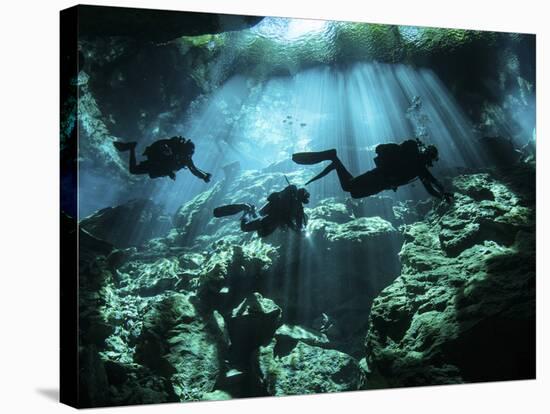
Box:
[0,0,547,412]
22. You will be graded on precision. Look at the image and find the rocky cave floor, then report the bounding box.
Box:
[76,161,535,407]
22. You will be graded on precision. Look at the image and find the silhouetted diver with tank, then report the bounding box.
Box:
[293,139,453,202]
[213,184,310,237]
[114,136,212,182]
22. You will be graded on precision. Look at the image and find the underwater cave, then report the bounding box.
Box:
[62,7,536,407]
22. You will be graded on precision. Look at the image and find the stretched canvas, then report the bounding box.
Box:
[60,4,536,408]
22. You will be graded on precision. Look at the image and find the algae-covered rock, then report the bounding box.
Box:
[191,239,277,307]
[173,182,224,237]
[80,199,172,248]
[323,216,398,243]
[78,159,535,405]
[202,390,232,401]
[365,171,535,387]
[305,197,354,223]
[258,340,365,396]
[274,324,330,353]
[439,174,531,256]
[134,293,222,400]
[392,199,434,225]
[116,257,182,296]
[78,256,116,348]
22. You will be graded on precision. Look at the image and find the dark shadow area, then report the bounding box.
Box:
[449,240,535,382]
[448,166,536,382]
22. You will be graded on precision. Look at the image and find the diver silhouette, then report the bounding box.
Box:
[293,139,453,202]
[213,184,310,237]
[114,136,212,182]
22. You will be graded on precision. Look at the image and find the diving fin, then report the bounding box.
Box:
[292,149,337,165]
[213,203,254,218]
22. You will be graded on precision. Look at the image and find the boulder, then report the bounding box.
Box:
[258,340,365,396]
[188,240,277,310]
[365,172,535,387]
[117,257,182,297]
[202,390,232,401]
[322,216,398,243]
[439,174,531,257]
[392,199,434,225]
[228,293,282,356]
[273,324,330,356]
[134,293,222,400]
[173,182,224,238]
[305,197,354,224]
[78,256,116,348]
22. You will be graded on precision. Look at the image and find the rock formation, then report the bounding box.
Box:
[77,163,535,405]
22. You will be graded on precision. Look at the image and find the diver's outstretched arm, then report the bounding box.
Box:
[422,168,445,192]
[188,158,212,182]
[420,176,444,199]
[420,171,453,202]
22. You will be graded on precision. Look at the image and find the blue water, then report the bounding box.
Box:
[142,62,483,214]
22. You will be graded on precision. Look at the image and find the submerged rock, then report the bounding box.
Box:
[229,293,282,355]
[392,199,434,225]
[134,293,222,400]
[80,199,172,248]
[258,340,365,396]
[173,182,224,240]
[190,240,277,309]
[201,390,232,401]
[306,197,354,223]
[365,171,535,387]
[273,324,330,354]
[322,216,397,243]
[78,255,116,348]
[439,173,531,257]
[117,257,182,296]
[77,165,534,404]
[167,169,406,357]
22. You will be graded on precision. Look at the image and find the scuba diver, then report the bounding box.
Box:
[114,136,212,182]
[213,184,310,238]
[292,139,453,202]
